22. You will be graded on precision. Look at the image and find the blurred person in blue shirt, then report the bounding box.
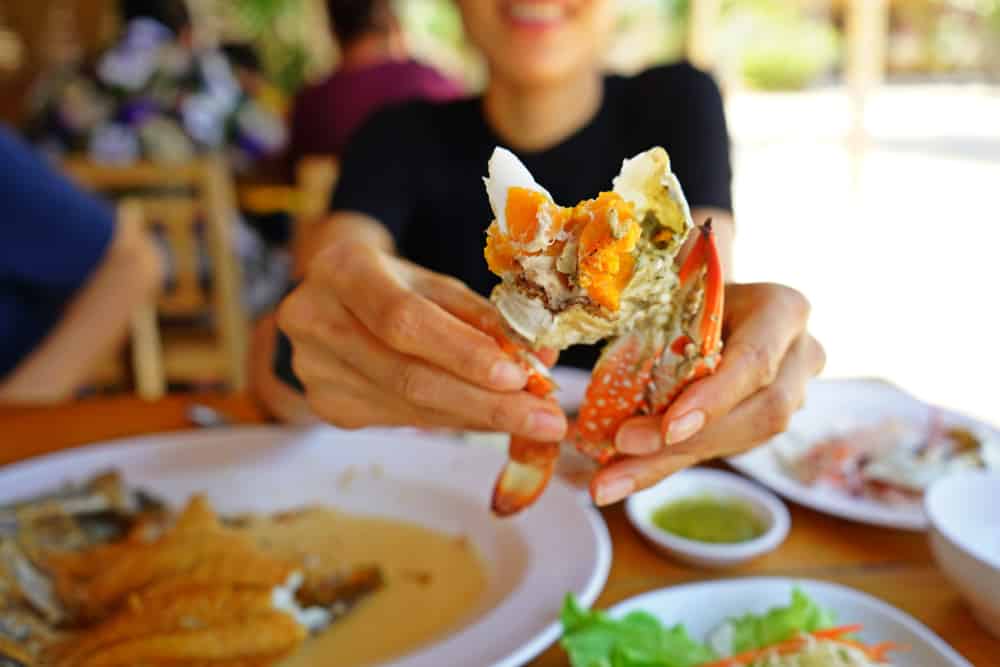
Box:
[0,126,162,402]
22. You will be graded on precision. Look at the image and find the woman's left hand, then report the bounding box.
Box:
[591,282,825,505]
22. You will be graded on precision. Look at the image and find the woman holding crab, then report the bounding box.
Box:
[269,0,825,509]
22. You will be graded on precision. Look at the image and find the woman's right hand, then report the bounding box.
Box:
[277,239,567,439]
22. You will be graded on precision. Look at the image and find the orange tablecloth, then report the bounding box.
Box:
[1,394,995,666]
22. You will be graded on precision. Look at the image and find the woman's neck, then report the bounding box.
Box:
[483,69,603,152]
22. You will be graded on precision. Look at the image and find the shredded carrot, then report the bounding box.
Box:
[811,624,863,639]
[699,641,806,667]
[868,641,907,661]
[832,637,906,661]
[698,625,905,667]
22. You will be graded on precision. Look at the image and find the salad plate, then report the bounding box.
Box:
[589,578,972,666]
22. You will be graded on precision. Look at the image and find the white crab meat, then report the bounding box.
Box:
[485,147,556,254]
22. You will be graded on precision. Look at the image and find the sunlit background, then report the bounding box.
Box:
[0,0,998,419]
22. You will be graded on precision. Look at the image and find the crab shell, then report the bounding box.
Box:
[485,147,695,351]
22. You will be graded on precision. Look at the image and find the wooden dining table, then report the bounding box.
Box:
[2,393,996,666]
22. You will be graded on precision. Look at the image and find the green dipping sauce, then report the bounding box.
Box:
[652,495,765,544]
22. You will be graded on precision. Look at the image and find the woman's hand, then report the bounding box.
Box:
[277,239,567,439]
[591,282,825,505]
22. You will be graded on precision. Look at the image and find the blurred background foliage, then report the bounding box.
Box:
[230,0,310,94]
[387,0,1000,91]
[1,0,1000,126]
[717,0,839,90]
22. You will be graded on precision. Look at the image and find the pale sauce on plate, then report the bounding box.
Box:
[247,509,487,667]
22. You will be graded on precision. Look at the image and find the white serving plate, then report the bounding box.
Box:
[0,425,611,667]
[729,378,1000,531]
[607,578,972,667]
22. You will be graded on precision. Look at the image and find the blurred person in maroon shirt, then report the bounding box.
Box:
[288,0,464,164]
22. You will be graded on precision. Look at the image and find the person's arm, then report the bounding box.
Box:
[0,209,163,402]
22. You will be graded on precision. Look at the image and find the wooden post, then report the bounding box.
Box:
[845,0,889,144]
[687,0,722,71]
[202,156,249,392]
[120,200,166,400]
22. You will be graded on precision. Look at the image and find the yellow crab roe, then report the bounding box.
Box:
[573,192,640,311]
[485,188,640,312]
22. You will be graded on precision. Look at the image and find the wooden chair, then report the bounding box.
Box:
[65,157,249,395]
[295,156,340,224]
[293,156,340,269]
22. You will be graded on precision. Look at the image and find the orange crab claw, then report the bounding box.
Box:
[491,438,559,517]
[648,219,725,415]
[490,331,561,517]
[573,330,663,463]
[682,219,724,360]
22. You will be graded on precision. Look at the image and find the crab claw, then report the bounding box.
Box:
[573,330,663,463]
[490,438,559,516]
[648,220,725,415]
[490,331,561,517]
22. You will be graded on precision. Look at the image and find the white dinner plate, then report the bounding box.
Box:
[729,378,1000,531]
[607,577,972,667]
[0,426,611,667]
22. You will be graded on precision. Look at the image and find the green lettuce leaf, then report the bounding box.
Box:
[560,594,716,667]
[726,588,837,653]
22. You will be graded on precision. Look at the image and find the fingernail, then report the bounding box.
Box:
[527,410,566,440]
[595,477,635,506]
[616,424,662,455]
[665,410,705,445]
[490,360,527,389]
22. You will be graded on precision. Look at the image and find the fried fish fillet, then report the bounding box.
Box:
[48,497,296,620]
[52,584,303,666]
[63,612,304,667]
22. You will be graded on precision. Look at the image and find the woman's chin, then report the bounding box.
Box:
[491,57,598,89]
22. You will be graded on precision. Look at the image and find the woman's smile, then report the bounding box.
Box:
[502,1,573,31]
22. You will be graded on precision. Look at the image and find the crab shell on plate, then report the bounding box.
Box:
[484,147,696,350]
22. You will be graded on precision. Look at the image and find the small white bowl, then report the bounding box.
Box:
[925,470,1000,639]
[625,467,790,569]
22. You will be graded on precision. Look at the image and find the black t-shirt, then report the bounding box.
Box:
[275,62,732,384]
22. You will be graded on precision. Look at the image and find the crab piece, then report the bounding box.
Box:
[484,147,725,516]
[573,330,662,464]
[574,221,725,460]
[489,330,561,517]
[648,221,724,415]
[491,438,560,517]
